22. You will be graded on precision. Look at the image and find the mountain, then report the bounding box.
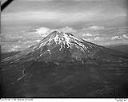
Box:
[2,30,127,64]
[106,44,128,54]
[1,30,128,97]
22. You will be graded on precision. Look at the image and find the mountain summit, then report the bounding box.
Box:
[2,30,127,64]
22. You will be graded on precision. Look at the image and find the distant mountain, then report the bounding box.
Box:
[106,44,128,54]
[2,30,127,64]
[1,30,128,97]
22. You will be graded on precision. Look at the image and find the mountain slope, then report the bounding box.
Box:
[1,30,128,97]
[2,30,127,64]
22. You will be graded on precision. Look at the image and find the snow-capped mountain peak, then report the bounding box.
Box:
[3,30,125,64]
[2,30,92,63]
[37,30,86,51]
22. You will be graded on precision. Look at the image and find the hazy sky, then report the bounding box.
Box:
[2,0,128,27]
[1,0,128,52]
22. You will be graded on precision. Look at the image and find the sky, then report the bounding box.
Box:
[1,0,128,52]
[2,0,128,27]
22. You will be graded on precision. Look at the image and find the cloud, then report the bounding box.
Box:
[94,37,101,41]
[111,36,122,40]
[1,0,127,29]
[35,40,41,42]
[35,26,76,37]
[2,10,117,24]
[87,25,105,30]
[83,36,104,41]
[82,33,93,37]
[111,34,128,40]
[58,26,77,33]
[35,27,50,37]
[82,32,100,37]
[122,34,128,39]
[9,45,21,52]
